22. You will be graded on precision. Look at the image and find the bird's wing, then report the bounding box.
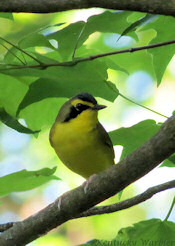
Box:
[98,123,115,160]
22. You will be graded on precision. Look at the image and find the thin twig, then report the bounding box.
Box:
[119,92,169,119]
[72,23,86,59]
[0,43,26,65]
[76,179,175,218]
[0,37,43,65]
[164,195,175,221]
[0,39,175,71]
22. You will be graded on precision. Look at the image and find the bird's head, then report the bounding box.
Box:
[56,93,106,124]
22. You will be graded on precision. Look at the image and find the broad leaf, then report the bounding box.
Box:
[16,60,119,114]
[0,167,60,197]
[48,21,85,61]
[119,13,158,40]
[139,15,175,85]
[47,11,138,60]
[82,219,175,245]
[19,33,54,50]
[0,73,28,115]
[109,120,160,159]
[161,154,175,168]
[0,13,13,20]
[0,108,39,134]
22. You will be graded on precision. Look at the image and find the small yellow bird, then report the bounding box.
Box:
[49,93,114,179]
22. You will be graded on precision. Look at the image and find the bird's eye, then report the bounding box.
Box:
[76,103,83,111]
[75,103,90,111]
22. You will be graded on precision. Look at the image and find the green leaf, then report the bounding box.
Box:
[0,73,28,115]
[118,14,158,40]
[78,11,137,45]
[160,154,175,168]
[82,219,175,245]
[16,60,118,114]
[109,120,160,159]
[0,108,39,134]
[48,21,85,60]
[139,15,175,85]
[19,33,54,50]
[19,98,66,131]
[0,13,13,20]
[76,45,129,74]
[47,11,137,60]
[0,167,60,197]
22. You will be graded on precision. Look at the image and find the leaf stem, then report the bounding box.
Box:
[72,23,86,59]
[0,42,26,65]
[0,36,43,65]
[119,92,169,119]
[164,196,175,221]
[0,39,175,71]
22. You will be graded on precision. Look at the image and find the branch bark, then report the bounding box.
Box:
[77,179,175,217]
[0,115,175,245]
[1,0,175,17]
[1,39,175,72]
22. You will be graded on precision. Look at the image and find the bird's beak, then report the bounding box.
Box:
[93,104,107,111]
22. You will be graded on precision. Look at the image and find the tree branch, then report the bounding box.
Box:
[0,223,14,233]
[1,0,175,17]
[0,115,175,245]
[1,179,174,232]
[77,179,175,218]
[1,39,175,71]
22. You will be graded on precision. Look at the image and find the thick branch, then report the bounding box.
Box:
[0,223,14,233]
[77,179,175,217]
[1,179,174,232]
[0,115,175,245]
[1,0,175,17]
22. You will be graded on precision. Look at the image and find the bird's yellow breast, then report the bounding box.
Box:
[50,110,114,179]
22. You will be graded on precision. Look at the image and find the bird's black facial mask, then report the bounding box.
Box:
[63,103,90,122]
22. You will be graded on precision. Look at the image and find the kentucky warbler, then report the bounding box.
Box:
[49,93,115,179]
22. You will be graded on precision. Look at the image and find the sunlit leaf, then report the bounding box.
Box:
[109,120,160,159]
[19,33,54,50]
[78,11,137,45]
[139,15,175,85]
[48,21,85,60]
[0,73,28,115]
[118,13,158,40]
[0,167,60,197]
[47,11,138,61]
[82,219,175,245]
[0,13,13,20]
[161,154,175,168]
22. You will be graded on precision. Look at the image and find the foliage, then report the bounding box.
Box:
[0,167,59,197]
[0,10,174,245]
[82,219,175,245]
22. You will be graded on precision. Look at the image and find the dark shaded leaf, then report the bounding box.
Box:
[118,14,158,40]
[16,60,119,114]
[0,108,39,134]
